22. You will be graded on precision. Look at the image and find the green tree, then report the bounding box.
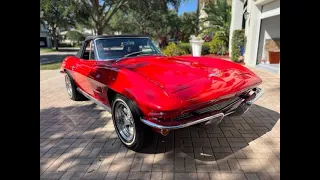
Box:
[40,0,76,50]
[107,10,141,35]
[66,31,85,45]
[179,12,198,42]
[163,10,180,39]
[74,0,182,35]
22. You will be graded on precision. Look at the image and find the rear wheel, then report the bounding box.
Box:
[64,71,86,101]
[112,94,150,151]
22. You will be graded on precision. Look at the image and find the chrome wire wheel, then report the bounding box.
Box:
[65,75,72,98]
[114,99,136,145]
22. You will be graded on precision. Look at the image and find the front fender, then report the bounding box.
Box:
[105,68,182,118]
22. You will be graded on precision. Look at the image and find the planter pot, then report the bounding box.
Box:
[190,40,204,57]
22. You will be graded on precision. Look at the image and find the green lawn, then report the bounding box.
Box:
[40,62,62,70]
[40,48,56,53]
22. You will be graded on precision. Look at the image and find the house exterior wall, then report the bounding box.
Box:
[230,0,280,74]
[244,1,262,67]
[257,15,280,63]
[242,0,280,68]
[40,23,52,48]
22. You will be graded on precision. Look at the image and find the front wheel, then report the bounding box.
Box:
[64,71,86,101]
[112,94,150,151]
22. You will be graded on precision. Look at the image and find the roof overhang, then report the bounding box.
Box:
[261,7,280,19]
[254,0,278,6]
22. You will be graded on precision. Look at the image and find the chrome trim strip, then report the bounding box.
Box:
[140,88,264,130]
[224,110,236,116]
[94,37,149,41]
[246,88,264,105]
[220,98,245,112]
[140,113,224,130]
[77,88,112,113]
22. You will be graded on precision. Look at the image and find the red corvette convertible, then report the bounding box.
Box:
[61,35,263,151]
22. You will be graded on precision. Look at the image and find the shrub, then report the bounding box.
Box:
[162,43,187,56]
[178,43,192,54]
[231,29,245,62]
[177,42,210,55]
[202,42,210,55]
[209,32,227,55]
[59,43,73,47]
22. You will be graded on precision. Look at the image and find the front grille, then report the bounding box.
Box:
[172,96,241,121]
[195,96,241,114]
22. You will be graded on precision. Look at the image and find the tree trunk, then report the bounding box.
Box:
[97,28,103,35]
[97,27,104,35]
[195,0,200,36]
[52,28,58,50]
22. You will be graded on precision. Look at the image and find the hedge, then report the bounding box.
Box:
[208,31,228,55]
[162,43,187,56]
[231,29,245,62]
[209,38,227,55]
[177,42,210,55]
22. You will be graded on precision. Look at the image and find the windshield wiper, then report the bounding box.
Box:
[124,51,144,58]
[115,52,164,62]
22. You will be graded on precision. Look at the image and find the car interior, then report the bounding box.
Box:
[81,40,151,60]
[82,51,90,60]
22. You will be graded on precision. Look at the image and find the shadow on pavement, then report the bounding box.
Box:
[40,102,279,178]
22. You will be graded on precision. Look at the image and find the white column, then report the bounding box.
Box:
[229,0,244,55]
[244,2,262,67]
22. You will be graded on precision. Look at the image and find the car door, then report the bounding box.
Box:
[73,40,96,96]
[89,60,115,107]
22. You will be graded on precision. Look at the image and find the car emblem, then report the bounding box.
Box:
[209,73,217,77]
[209,71,219,77]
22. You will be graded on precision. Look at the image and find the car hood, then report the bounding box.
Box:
[117,55,262,107]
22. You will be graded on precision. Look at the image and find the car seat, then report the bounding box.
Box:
[124,44,140,55]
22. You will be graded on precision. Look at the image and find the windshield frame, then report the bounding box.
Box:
[93,37,163,61]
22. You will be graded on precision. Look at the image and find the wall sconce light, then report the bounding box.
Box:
[244,11,249,20]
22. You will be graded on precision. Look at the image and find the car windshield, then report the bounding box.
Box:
[95,37,162,60]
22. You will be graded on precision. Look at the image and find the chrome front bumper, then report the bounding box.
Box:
[140,88,264,130]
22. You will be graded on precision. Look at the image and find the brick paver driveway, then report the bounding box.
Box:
[40,69,280,180]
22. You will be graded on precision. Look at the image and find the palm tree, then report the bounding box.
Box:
[202,0,231,44]
[195,0,200,36]
[179,12,198,42]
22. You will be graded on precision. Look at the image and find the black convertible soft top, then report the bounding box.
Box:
[84,35,149,41]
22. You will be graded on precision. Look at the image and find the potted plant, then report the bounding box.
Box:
[189,35,204,57]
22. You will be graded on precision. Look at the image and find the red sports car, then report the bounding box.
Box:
[61,35,263,151]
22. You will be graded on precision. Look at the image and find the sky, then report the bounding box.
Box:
[169,0,197,15]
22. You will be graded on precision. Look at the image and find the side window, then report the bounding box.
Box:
[81,40,91,60]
